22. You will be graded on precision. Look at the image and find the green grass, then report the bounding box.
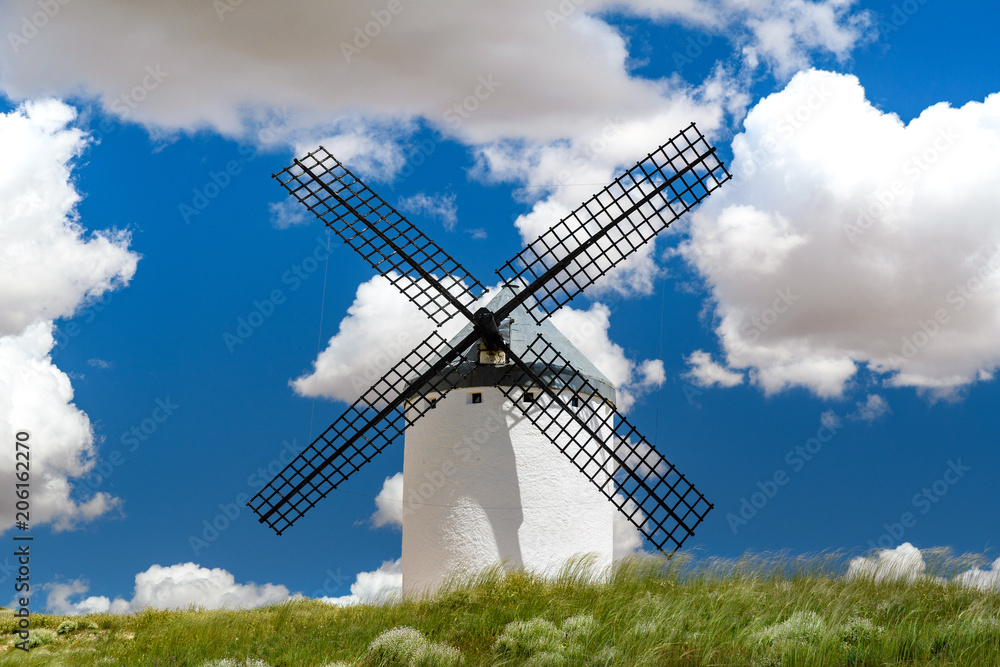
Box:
[0,551,997,666]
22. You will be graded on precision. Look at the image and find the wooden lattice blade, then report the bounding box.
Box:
[499,334,713,552]
[274,147,485,326]
[248,329,478,535]
[496,123,730,323]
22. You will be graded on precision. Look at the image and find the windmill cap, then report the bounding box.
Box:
[423,285,617,404]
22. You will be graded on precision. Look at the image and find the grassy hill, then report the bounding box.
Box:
[1,551,998,666]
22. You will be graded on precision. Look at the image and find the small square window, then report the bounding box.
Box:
[471,392,483,404]
[523,392,535,403]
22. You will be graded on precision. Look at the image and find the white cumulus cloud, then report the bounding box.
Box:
[551,302,666,412]
[398,193,458,232]
[1,2,871,260]
[731,0,873,78]
[0,5,875,374]
[294,278,662,414]
[464,1,870,297]
[320,559,403,606]
[290,275,439,403]
[43,563,291,614]
[619,0,872,79]
[612,496,645,560]
[371,472,405,529]
[0,100,139,533]
[850,394,891,422]
[0,100,138,336]
[846,543,1000,593]
[681,69,1000,399]
[0,1,714,145]
[846,542,928,583]
[0,1,871,141]
[683,350,745,388]
[956,557,1000,593]
[0,323,120,531]
[268,197,307,229]
[43,579,128,616]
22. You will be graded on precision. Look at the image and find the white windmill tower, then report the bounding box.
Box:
[248,123,730,593]
[401,284,619,592]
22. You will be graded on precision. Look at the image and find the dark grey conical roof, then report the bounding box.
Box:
[431,285,616,404]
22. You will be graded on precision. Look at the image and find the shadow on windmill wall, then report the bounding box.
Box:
[482,406,524,571]
[402,393,546,589]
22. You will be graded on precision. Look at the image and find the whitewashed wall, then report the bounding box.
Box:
[401,386,615,595]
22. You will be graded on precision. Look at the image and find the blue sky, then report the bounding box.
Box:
[2,0,1000,611]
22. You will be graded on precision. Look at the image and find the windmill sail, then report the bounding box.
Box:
[274,147,485,325]
[496,123,730,323]
[499,334,713,552]
[251,123,728,552]
[249,329,478,535]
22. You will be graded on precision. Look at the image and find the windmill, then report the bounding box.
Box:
[248,123,731,592]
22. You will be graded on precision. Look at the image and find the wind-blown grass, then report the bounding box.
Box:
[0,550,997,665]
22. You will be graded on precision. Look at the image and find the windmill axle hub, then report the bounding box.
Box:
[473,307,504,350]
